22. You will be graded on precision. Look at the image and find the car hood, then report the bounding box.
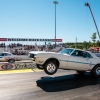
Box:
[36,52,70,57]
[29,51,55,54]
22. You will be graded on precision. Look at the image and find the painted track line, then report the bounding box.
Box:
[0,68,43,74]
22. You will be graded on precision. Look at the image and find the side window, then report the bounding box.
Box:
[82,52,92,58]
[71,50,83,57]
[3,53,11,56]
[4,53,8,56]
[8,54,12,56]
[71,50,77,56]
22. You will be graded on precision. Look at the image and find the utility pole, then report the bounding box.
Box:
[85,3,100,41]
[53,1,58,47]
[75,36,77,48]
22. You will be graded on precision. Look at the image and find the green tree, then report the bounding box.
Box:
[91,32,97,46]
[96,40,100,47]
[83,41,88,50]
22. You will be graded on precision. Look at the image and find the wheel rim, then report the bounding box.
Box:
[47,63,56,73]
[96,67,100,75]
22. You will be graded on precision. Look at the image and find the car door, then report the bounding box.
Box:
[67,50,92,70]
[58,48,74,69]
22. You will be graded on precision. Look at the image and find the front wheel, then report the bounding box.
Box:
[44,61,58,75]
[91,65,100,77]
[8,59,15,63]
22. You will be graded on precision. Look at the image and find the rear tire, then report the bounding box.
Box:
[36,64,43,70]
[91,65,100,77]
[76,70,85,75]
[44,61,58,75]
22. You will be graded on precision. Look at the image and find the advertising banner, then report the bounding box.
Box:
[0,38,62,42]
[0,38,7,41]
[0,62,36,70]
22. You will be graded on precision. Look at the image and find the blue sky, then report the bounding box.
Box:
[0,0,100,43]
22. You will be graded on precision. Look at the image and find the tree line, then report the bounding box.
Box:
[64,32,100,50]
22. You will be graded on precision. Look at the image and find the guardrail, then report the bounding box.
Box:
[0,60,36,70]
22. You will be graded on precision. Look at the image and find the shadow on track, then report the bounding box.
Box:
[36,73,100,92]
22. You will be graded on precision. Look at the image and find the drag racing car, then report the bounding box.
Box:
[34,48,100,77]
[0,52,22,63]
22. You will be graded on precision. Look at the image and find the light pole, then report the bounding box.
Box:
[53,1,58,47]
[75,36,77,48]
[85,3,100,41]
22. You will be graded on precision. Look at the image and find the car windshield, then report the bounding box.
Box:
[0,53,12,56]
[0,53,4,56]
[59,48,74,55]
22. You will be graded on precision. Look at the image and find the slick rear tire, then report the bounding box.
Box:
[44,61,58,75]
[91,65,100,77]
[36,64,43,70]
[76,70,85,75]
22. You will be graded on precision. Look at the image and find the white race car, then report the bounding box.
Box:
[0,52,22,63]
[35,48,100,77]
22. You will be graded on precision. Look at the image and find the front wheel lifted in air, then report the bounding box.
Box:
[44,61,58,75]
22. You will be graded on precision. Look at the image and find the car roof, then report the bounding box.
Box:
[64,48,85,51]
[29,51,46,54]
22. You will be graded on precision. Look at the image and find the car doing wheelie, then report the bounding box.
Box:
[35,48,100,77]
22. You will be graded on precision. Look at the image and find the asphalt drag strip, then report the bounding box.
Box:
[0,71,100,100]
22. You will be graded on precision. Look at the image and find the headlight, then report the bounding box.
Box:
[29,53,36,58]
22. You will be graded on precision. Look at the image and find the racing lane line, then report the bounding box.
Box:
[0,68,43,74]
[32,69,43,72]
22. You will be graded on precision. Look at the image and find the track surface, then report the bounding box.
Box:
[0,69,100,100]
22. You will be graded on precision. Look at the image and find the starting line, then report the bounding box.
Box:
[0,68,43,74]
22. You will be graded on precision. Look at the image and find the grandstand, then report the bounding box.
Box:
[0,38,63,55]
